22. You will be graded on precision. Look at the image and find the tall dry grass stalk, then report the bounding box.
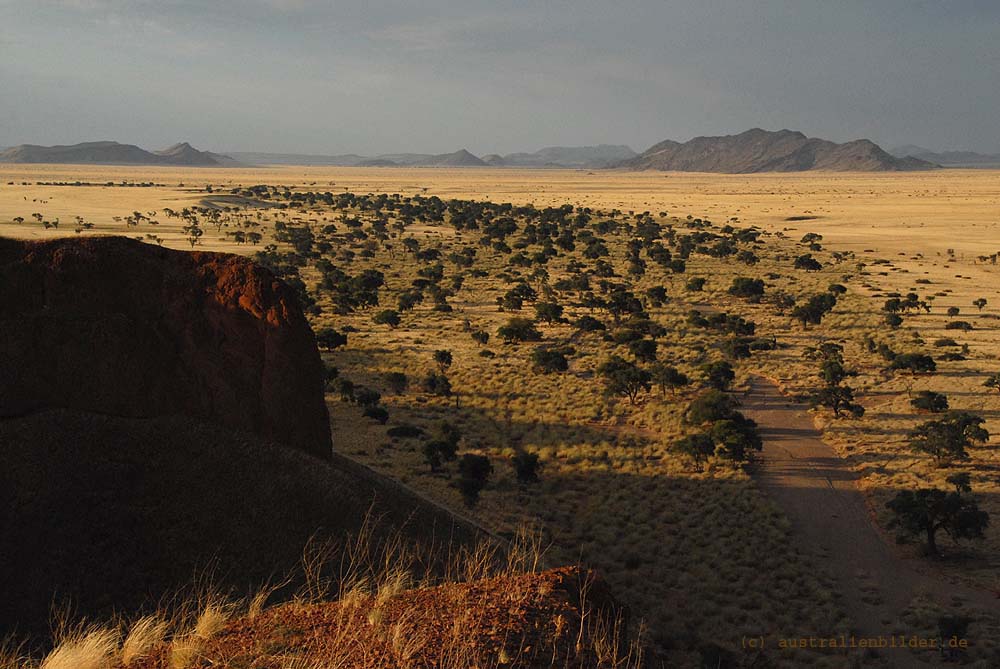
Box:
[39,628,118,669]
[0,637,31,669]
[121,615,169,664]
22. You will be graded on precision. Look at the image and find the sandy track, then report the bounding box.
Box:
[742,377,997,666]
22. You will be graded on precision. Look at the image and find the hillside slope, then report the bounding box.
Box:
[619,128,938,172]
[0,409,480,638]
[0,235,482,639]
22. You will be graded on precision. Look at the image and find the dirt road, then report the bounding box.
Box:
[742,377,997,667]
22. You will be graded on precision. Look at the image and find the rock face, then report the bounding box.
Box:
[618,128,939,173]
[0,236,331,458]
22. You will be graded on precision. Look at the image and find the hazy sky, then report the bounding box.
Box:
[2,0,999,155]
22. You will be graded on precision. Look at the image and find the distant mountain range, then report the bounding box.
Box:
[227,145,636,168]
[4,133,963,172]
[888,144,1000,168]
[0,141,240,167]
[483,145,637,167]
[616,129,937,173]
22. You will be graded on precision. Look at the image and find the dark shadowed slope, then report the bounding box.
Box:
[0,235,481,639]
[0,410,480,638]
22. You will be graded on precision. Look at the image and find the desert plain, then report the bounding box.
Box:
[3,165,1000,667]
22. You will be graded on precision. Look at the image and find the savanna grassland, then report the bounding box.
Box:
[2,166,1000,666]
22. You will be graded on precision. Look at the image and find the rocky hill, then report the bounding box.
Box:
[0,236,481,637]
[618,128,938,173]
[154,141,242,166]
[0,140,241,166]
[367,149,489,167]
[0,236,331,458]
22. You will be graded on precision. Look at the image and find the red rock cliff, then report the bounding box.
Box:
[0,236,331,459]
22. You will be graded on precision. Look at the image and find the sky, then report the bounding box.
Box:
[1,0,999,155]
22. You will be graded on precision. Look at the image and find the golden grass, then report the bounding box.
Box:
[39,628,118,669]
[120,616,169,665]
[12,523,639,669]
[4,166,1000,663]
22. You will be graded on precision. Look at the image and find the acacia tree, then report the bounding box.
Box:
[650,363,689,396]
[433,349,453,373]
[983,372,1000,394]
[670,433,715,470]
[458,454,493,507]
[807,342,864,418]
[511,450,542,483]
[701,360,735,391]
[910,412,989,466]
[886,473,989,556]
[598,355,651,404]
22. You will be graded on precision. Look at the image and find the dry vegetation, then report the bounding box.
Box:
[3,526,642,669]
[3,166,1000,666]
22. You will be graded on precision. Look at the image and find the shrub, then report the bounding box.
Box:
[531,346,571,373]
[791,293,837,327]
[315,327,347,350]
[384,371,408,394]
[497,317,542,343]
[886,474,989,556]
[534,301,564,323]
[685,277,706,292]
[701,360,735,391]
[793,254,822,271]
[686,390,738,424]
[910,391,949,413]
[627,338,658,363]
[598,355,652,404]
[373,309,401,327]
[333,378,355,402]
[910,412,989,465]
[422,373,452,397]
[889,353,937,374]
[710,415,763,462]
[433,349,453,371]
[458,454,493,507]
[575,315,606,332]
[650,363,689,396]
[362,405,389,424]
[387,424,424,439]
[728,277,765,302]
[884,313,903,329]
[511,451,542,483]
[670,432,715,470]
[945,320,973,331]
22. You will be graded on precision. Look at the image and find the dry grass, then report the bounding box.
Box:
[10,525,637,669]
[5,166,1000,664]
[120,617,169,665]
[39,628,118,669]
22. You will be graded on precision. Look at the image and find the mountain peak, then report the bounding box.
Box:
[618,128,937,173]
